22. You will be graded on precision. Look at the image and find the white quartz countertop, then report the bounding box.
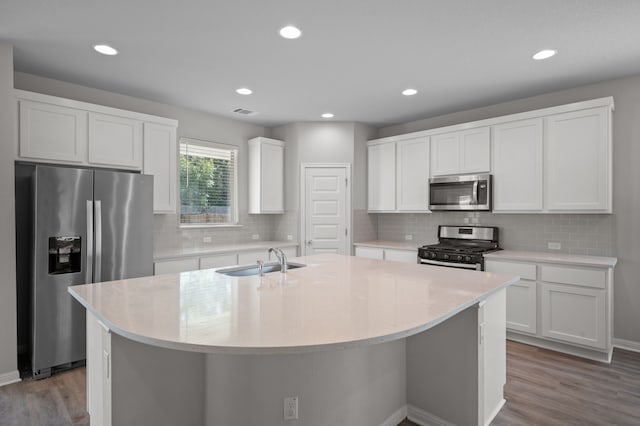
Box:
[353,240,427,250]
[485,250,617,268]
[69,254,517,355]
[154,241,298,261]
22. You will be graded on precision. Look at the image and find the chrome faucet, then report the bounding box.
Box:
[268,247,288,273]
[256,260,264,277]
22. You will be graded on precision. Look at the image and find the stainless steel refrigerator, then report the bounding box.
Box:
[15,163,153,378]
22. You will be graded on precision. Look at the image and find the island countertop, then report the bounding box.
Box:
[69,253,517,355]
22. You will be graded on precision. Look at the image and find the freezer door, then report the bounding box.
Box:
[94,170,153,282]
[32,166,92,375]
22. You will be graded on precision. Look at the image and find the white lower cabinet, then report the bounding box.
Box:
[154,257,199,275]
[154,246,298,275]
[199,253,238,269]
[540,283,606,349]
[485,257,613,361]
[354,246,417,264]
[86,311,111,426]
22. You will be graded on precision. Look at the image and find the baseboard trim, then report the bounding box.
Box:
[380,405,408,426]
[407,404,455,426]
[0,370,21,387]
[507,332,612,363]
[613,338,640,353]
[484,398,506,426]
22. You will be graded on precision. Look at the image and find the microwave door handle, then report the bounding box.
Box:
[472,181,479,204]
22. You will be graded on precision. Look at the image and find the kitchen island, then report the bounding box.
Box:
[69,253,517,426]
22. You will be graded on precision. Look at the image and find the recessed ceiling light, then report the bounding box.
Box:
[532,49,557,60]
[321,113,334,118]
[402,89,418,96]
[93,44,118,56]
[279,26,302,39]
[236,88,253,95]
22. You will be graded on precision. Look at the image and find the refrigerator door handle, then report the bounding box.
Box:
[86,200,94,284]
[94,200,102,283]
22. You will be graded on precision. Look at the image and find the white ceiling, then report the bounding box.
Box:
[2,1,640,127]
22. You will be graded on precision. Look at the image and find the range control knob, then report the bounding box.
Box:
[430,252,437,259]
[465,256,472,262]
[455,255,463,262]
[443,254,450,260]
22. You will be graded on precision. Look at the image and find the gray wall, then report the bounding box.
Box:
[271,122,377,246]
[13,72,276,254]
[377,73,640,344]
[0,44,17,379]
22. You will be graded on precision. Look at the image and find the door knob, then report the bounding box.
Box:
[306,240,313,246]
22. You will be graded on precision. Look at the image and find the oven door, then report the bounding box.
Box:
[419,258,482,271]
[429,174,491,211]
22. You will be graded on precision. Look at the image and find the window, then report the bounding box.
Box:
[179,137,238,225]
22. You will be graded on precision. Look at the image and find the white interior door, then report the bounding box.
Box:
[302,165,350,255]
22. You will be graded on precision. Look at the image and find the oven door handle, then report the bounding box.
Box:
[419,258,481,270]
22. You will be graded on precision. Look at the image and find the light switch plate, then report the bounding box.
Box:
[548,242,562,250]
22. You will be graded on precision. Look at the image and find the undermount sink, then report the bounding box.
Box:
[216,262,306,277]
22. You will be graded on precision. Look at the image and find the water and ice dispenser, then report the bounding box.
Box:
[48,236,81,274]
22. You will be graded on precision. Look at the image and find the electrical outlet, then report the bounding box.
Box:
[284,396,298,420]
[548,242,562,250]
[404,234,413,241]
[252,234,260,240]
[203,236,212,243]
[287,234,293,241]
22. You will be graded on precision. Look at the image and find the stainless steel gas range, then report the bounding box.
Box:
[417,225,501,271]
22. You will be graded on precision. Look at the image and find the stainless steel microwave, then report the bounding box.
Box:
[429,173,492,211]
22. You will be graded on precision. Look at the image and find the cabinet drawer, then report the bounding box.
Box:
[540,265,606,289]
[154,258,199,275]
[354,246,384,260]
[384,249,417,264]
[485,260,536,281]
[200,254,238,269]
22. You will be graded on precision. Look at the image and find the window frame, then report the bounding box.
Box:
[178,137,239,228]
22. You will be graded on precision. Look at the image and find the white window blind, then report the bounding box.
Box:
[179,137,238,225]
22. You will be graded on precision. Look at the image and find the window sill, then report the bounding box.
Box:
[178,223,244,229]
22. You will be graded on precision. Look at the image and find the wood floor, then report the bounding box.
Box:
[1,341,639,425]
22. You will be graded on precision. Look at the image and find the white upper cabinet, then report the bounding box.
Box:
[16,90,179,214]
[396,136,430,211]
[492,118,544,212]
[544,107,610,212]
[248,137,284,214]
[431,127,490,176]
[88,112,143,169]
[143,122,177,214]
[367,141,397,212]
[19,99,87,163]
[368,136,430,213]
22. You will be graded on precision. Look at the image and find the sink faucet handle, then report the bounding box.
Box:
[256,259,264,277]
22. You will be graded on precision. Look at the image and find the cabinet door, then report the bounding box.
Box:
[354,246,384,260]
[143,122,177,213]
[505,280,537,334]
[396,137,430,211]
[459,127,490,174]
[545,107,610,212]
[384,249,417,264]
[367,142,396,211]
[238,249,269,265]
[200,253,238,269]
[492,119,543,211]
[540,282,606,349]
[153,258,199,275]
[19,100,87,163]
[88,112,143,169]
[260,142,284,213]
[430,132,460,176]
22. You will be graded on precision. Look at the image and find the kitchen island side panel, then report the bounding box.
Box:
[111,333,205,426]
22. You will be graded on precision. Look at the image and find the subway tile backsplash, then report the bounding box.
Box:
[376,212,614,257]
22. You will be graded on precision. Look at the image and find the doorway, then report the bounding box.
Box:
[300,164,351,256]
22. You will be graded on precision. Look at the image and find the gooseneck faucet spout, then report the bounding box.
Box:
[268,247,288,273]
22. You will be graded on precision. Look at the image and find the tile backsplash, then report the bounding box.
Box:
[376,212,614,257]
[153,211,277,255]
